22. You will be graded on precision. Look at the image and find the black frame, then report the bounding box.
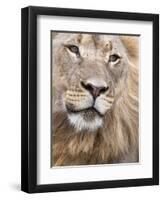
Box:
[21,6,159,193]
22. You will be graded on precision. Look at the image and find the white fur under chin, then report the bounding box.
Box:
[68,113,103,132]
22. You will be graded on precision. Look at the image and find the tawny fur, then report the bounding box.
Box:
[52,33,139,166]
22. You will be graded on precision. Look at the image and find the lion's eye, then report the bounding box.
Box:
[109,54,120,63]
[67,45,80,54]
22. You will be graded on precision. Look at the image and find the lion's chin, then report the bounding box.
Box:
[67,110,103,132]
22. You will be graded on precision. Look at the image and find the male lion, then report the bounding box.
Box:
[52,32,139,166]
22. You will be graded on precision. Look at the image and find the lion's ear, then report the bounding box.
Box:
[120,36,139,59]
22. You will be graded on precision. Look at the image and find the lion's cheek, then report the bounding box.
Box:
[64,92,93,111]
[94,96,113,115]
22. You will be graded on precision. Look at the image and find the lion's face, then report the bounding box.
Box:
[52,33,129,132]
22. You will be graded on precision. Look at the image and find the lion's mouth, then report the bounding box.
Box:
[66,106,104,118]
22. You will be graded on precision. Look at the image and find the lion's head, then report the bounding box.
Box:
[52,32,139,166]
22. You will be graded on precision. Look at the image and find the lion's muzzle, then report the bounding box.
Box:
[65,78,114,114]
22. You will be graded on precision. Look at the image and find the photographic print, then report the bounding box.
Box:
[21,6,159,193]
[51,32,139,167]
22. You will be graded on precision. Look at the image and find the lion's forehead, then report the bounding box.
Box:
[55,33,123,49]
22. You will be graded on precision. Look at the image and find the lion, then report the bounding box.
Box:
[51,32,139,166]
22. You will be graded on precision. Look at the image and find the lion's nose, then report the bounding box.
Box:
[81,81,108,99]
